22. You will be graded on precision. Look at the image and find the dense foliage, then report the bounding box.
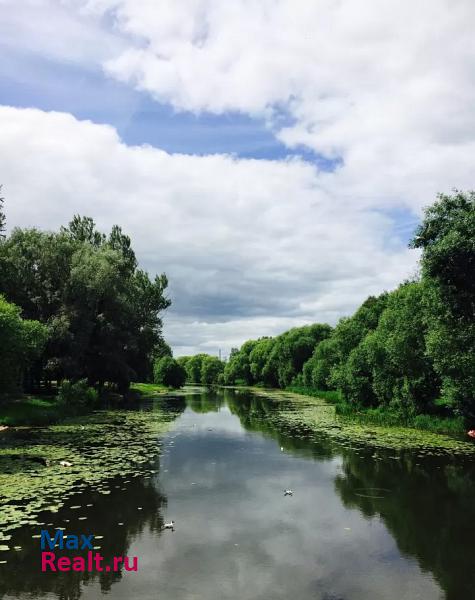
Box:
[201,355,225,385]
[411,191,475,418]
[57,379,99,409]
[212,192,474,422]
[153,356,186,388]
[0,185,5,239]
[0,295,48,392]
[223,324,332,387]
[176,354,224,386]
[0,215,170,394]
[1,191,473,421]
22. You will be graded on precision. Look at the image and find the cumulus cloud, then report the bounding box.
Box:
[1,0,473,354]
[0,0,123,67]
[0,106,416,355]
[87,0,475,209]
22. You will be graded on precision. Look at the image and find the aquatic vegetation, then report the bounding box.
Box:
[237,388,475,456]
[131,383,205,397]
[0,396,182,534]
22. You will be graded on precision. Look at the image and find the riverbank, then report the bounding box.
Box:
[0,383,173,427]
[225,386,475,455]
[286,385,465,434]
[0,396,64,427]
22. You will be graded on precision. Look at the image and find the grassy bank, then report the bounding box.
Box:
[130,382,169,396]
[286,385,465,434]
[0,396,66,427]
[0,384,170,427]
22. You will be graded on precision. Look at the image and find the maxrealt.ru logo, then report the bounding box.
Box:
[40,530,138,572]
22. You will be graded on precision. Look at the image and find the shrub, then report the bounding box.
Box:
[58,379,98,409]
[153,356,186,388]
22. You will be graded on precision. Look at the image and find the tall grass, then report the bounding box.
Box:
[286,385,342,403]
[0,396,65,426]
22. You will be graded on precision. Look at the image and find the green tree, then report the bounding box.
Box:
[249,337,276,385]
[327,294,388,394]
[223,340,258,385]
[176,355,190,374]
[364,282,440,414]
[302,335,339,390]
[153,340,172,361]
[153,356,186,388]
[0,296,48,393]
[0,216,170,392]
[201,355,224,386]
[185,353,210,383]
[411,191,475,418]
[0,185,5,238]
[267,324,332,388]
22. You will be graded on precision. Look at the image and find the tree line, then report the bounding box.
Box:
[1,190,473,420]
[217,192,475,421]
[153,353,225,388]
[0,206,171,397]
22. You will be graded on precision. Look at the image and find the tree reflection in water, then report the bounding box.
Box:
[0,464,168,600]
[224,388,475,600]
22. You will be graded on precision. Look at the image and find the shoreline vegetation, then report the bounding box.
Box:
[224,386,475,455]
[1,383,472,448]
[285,385,465,434]
[0,383,197,427]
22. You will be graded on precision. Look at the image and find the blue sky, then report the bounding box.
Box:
[2,0,471,355]
[0,43,413,245]
[0,49,335,164]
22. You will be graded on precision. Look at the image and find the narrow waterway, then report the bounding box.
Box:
[1,389,475,600]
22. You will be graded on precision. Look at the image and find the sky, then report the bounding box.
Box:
[1,0,474,357]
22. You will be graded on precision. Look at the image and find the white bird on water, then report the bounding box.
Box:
[284,489,293,497]
[164,521,175,530]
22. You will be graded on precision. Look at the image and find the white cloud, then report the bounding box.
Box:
[2,0,474,353]
[0,0,123,67]
[0,106,416,354]
[90,0,475,210]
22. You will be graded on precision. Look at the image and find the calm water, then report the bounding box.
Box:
[1,389,475,600]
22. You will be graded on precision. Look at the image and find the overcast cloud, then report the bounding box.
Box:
[1,0,474,355]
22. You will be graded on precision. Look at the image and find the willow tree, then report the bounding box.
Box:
[411,191,475,418]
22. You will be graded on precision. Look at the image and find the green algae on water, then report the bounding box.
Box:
[236,388,475,456]
[0,397,181,534]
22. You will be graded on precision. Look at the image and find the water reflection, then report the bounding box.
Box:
[185,392,224,414]
[335,449,475,600]
[1,389,474,600]
[0,465,167,599]
[224,389,335,460]
[222,389,475,600]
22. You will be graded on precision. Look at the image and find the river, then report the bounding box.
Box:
[1,388,475,600]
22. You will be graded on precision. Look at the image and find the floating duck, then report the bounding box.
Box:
[164,521,175,530]
[59,460,73,467]
[468,430,475,439]
[284,489,293,497]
